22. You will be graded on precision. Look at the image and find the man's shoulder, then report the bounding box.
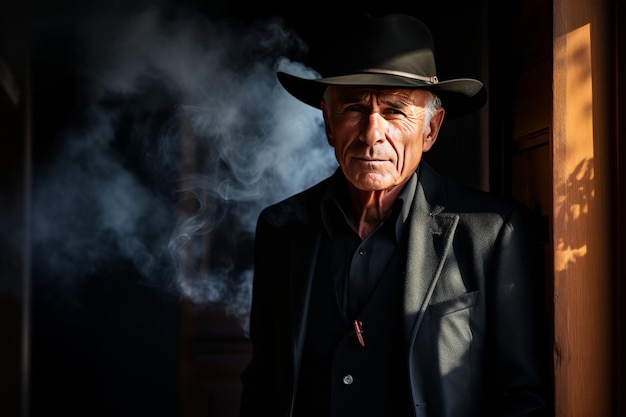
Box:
[258,175,333,226]
[421,163,529,216]
[444,178,528,217]
[268,175,332,208]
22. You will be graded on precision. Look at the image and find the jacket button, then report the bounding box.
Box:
[342,375,354,385]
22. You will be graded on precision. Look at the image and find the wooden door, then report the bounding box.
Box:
[491,0,623,415]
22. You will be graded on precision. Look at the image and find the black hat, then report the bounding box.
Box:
[277,13,487,119]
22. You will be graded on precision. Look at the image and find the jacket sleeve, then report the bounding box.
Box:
[488,204,552,416]
[239,209,279,416]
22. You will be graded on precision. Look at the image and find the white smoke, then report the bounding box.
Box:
[30,5,336,332]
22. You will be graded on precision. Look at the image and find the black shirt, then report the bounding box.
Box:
[294,171,417,417]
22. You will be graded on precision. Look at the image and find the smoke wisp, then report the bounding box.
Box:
[30,5,337,333]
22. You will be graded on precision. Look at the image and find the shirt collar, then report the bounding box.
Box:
[320,169,419,243]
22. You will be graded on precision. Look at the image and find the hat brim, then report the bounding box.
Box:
[277,71,487,119]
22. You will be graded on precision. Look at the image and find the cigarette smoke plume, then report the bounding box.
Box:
[29,5,336,334]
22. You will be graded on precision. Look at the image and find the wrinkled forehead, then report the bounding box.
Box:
[323,85,431,105]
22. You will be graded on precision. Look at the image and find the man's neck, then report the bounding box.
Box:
[346,182,405,239]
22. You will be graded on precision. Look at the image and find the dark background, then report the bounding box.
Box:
[21,1,486,416]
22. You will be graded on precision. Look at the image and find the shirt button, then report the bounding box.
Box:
[342,374,354,385]
[358,248,366,256]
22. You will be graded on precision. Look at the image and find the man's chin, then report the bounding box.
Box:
[346,173,397,192]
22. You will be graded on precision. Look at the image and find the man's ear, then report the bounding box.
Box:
[422,107,445,152]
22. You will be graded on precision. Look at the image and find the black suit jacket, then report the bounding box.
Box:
[240,162,550,417]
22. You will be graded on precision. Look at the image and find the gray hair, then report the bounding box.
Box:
[422,92,442,133]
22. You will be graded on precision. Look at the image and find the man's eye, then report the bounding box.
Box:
[384,108,405,116]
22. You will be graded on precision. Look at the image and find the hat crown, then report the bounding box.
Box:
[319,14,437,79]
[278,13,487,119]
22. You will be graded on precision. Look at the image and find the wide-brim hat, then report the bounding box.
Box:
[277,13,487,119]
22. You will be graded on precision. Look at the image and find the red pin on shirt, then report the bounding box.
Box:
[353,320,365,347]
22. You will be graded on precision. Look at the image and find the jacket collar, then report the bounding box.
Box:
[403,162,459,345]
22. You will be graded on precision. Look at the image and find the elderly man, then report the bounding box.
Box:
[240,13,550,417]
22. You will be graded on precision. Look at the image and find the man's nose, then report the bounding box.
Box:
[359,113,386,145]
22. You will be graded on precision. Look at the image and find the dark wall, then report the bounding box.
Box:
[29,2,181,416]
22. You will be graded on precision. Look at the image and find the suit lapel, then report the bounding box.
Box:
[403,163,459,345]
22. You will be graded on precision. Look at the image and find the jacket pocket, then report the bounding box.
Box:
[428,290,479,318]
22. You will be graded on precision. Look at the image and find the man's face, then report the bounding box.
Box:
[321,86,443,192]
